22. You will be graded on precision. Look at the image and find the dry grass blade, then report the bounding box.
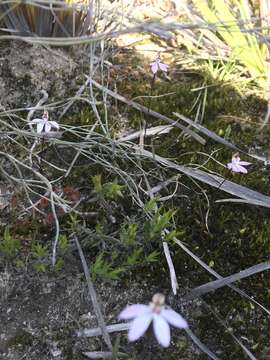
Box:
[73,234,112,350]
[173,112,267,162]
[259,103,270,130]
[59,76,91,120]
[146,175,179,197]
[186,261,270,299]
[203,301,258,360]
[215,198,270,206]
[77,323,130,337]
[162,241,179,295]
[0,22,162,44]
[78,322,220,359]
[116,125,173,143]
[230,336,257,360]
[135,147,270,208]
[175,239,270,315]
[87,77,206,145]
[83,351,127,359]
[173,112,239,150]
[185,328,220,360]
[0,184,13,210]
[207,301,257,360]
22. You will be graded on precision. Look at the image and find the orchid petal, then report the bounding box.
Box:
[161,309,188,329]
[153,314,170,347]
[230,164,245,173]
[238,161,251,166]
[29,118,42,124]
[128,312,152,341]
[231,165,241,172]
[37,122,45,133]
[159,62,169,72]
[44,122,51,133]
[231,164,240,172]
[234,164,248,173]
[49,121,59,130]
[119,304,149,320]
[150,61,158,74]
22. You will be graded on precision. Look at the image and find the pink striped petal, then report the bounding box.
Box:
[150,61,158,74]
[128,312,152,341]
[119,304,149,320]
[159,62,169,72]
[153,314,170,347]
[161,309,188,329]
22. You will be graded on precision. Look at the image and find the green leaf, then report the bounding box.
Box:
[59,235,68,254]
[0,226,21,257]
[120,223,138,246]
[144,197,159,213]
[92,174,102,193]
[145,250,159,263]
[144,209,176,240]
[55,258,64,271]
[126,248,143,266]
[103,179,125,200]
[91,252,125,281]
[33,262,47,272]
[31,243,48,258]
[165,229,185,242]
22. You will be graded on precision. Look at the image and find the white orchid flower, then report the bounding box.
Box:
[227,153,251,174]
[150,54,169,75]
[119,293,188,347]
[29,111,59,134]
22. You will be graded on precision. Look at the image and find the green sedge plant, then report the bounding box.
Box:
[0,0,93,37]
[193,0,269,88]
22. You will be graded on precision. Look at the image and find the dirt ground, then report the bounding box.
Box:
[0,252,197,360]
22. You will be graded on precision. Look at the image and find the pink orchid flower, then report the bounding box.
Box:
[29,111,59,134]
[150,55,169,75]
[227,153,251,174]
[119,293,188,347]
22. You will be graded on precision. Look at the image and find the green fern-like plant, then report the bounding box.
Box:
[91,252,125,281]
[0,226,21,258]
[31,242,49,272]
[144,208,176,240]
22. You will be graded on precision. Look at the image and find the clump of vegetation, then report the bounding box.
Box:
[0,0,92,37]
[193,0,268,86]
[1,0,270,359]
[0,226,21,258]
